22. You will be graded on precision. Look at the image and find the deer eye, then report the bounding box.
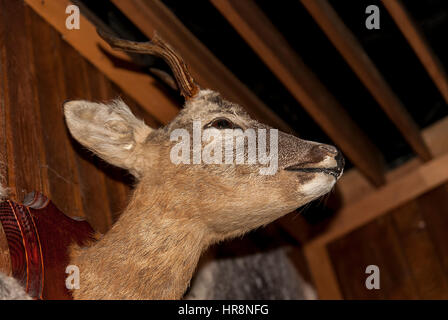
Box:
[205,118,239,130]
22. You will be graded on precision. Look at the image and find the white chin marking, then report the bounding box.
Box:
[300,174,335,199]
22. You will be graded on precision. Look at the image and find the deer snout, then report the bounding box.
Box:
[312,143,345,179]
[317,144,338,156]
[284,142,345,179]
[317,144,344,170]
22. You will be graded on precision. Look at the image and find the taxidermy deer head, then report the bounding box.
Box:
[62,30,344,299]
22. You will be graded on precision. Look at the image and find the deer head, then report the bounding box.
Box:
[64,31,344,242]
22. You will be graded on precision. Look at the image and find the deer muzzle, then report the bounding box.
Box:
[283,143,345,179]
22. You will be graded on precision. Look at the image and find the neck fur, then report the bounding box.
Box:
[70,183,209,300]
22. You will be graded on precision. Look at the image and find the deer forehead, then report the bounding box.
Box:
[163,90,255,132]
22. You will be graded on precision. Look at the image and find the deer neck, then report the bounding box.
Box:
[70,183,209,300]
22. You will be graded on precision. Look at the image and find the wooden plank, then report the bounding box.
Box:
[110,0,293,134]
[382,0,448,104]
[24,0,180,124]
[61,39,113,234]
[86,68,130,224]
[1,0,49,202]
[418,185,448,281]
[317,153,448,245]
[391,199,448,299]
[301,0,432,161]
[327,215,418,299]
[0,1,11,276]
[211,0,386,186]
[0,5,8,191]
[304,152,448,298]
[304,242,342,299]
[28,7,85,218]
[337,116,448,206]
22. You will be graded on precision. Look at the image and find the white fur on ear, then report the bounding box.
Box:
[63,99,153,176]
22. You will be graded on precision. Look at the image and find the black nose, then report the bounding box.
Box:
[335,150,345,171]
[316,144,344,174]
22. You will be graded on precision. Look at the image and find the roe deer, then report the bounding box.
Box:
[0,31,343,299]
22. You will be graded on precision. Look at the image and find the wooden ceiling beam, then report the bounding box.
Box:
[382,0,448,104]
[24,0,179,124]
[337,116,448,206]
[305,151,448,299]
[281,116,448,298]
[301,0,432,162]
[111,0,293,133]
[211,0,386,186]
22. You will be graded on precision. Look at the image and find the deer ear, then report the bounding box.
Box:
[64,99,152,177]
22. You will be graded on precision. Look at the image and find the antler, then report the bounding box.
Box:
[97,29,199,99]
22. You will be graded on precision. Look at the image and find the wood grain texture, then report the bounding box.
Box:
[24,0,180,124]
[86,68,131,224]
[327,186,448,299]
[304,152,448,299]
[0,1,11,277]
[211,0,386,186]
[0,2,156,238]
[0,0,49,202]
[61,41,115,234]
[310,153,448,247]
[390,199,448,299]
[28,8,85,219]
[418,185,448,284]
[328,215,419,299]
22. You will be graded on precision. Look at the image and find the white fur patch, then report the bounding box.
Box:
[299,174,335,200]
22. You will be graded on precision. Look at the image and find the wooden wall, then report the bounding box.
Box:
[2,0,448,300]
[328,184,448,299]
[0,0,160,234]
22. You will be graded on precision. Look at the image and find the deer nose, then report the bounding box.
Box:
[335,151,345,171]
[318,144,339,156]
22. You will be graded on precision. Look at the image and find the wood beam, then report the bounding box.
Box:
[301,0,432,162]
[211,0,386,186]
[305,151,448,299]
[24,0,179,124]
[298,116,448,299]
[279,116,448,244]
[337,116,448,206]
[111,0,293,133]
[382,0,448,104]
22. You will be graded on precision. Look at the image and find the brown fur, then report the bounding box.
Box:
[64,89,343,299]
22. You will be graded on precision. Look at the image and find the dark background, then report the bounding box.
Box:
[77,0,448,170]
